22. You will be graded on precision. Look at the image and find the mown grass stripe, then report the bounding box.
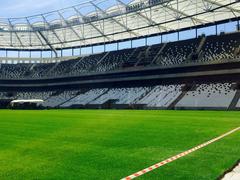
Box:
[121,127,240,180]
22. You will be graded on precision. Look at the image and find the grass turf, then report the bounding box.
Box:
[0,110,239,180]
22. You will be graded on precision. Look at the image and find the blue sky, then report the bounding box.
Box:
[0,0,83,18]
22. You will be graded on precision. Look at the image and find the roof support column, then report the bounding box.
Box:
[38,31,58,57]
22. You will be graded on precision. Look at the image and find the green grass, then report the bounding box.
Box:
[0,110,239,180]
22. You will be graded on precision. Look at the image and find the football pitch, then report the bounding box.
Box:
[0,110,239,180]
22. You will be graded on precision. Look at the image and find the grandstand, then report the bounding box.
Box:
[0,31,240,110]
[0,0,240,179]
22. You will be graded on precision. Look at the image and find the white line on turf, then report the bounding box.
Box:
[121,127,240,180]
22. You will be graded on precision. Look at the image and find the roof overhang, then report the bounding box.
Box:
[0,0,239,50]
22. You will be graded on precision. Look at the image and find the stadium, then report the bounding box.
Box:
[0,0,240,179]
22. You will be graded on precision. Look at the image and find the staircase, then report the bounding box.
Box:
[133,87,154,104]
[187,36,207,61]
[123,48,139,67]
[87,89,110,105]
[72,57,84,68]
[58,91,81,107]
[234,47,240,57]
[134,46,152,66]
[151,43,167,64]
[196,36,207,54]
[46,61,61,75]
[228,90,240,110]
[96,52,110,65]
[90,52,110,71]
[168,84,195,109]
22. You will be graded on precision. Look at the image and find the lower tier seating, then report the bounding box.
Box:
[0,82,238,110]
[176,83,236,108]
[236,98,240,107]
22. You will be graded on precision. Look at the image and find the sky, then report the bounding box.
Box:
[0,0,83,18]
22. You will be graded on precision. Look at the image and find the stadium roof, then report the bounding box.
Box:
[0,0,239,51]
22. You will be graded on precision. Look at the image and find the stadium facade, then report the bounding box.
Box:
[0,0,240,110]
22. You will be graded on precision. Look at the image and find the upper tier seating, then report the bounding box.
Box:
[155,39,199,66]
[0,64,30,79]
[0,32,239,79]
[28,63,55,78]
[199,33,240,63]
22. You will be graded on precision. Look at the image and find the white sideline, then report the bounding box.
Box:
[121,127,240,180]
